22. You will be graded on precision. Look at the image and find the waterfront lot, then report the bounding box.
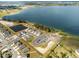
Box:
[0,20,79,58]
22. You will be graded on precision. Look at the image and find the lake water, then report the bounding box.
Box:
[3,6,79,35]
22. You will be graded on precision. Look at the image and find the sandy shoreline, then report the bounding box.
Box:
[0,5,34,18]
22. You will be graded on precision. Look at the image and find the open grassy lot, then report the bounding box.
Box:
[47,35,79,58]
[61,36,79,50]
[54,45,77,58]
[48,44,77,58]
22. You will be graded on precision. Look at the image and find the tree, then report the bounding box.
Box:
[60,52,68,58]
[0,51,3,58]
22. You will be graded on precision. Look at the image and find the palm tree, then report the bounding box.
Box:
[0,51,3,58]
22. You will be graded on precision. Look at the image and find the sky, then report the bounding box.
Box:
[0,0,79,1]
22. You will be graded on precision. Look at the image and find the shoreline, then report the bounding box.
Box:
[1,6,79,37]
[0,5,34,18]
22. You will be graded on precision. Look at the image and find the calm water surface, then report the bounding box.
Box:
[3,6,79,35]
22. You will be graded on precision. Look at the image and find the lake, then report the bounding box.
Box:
[3,6,79,35]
